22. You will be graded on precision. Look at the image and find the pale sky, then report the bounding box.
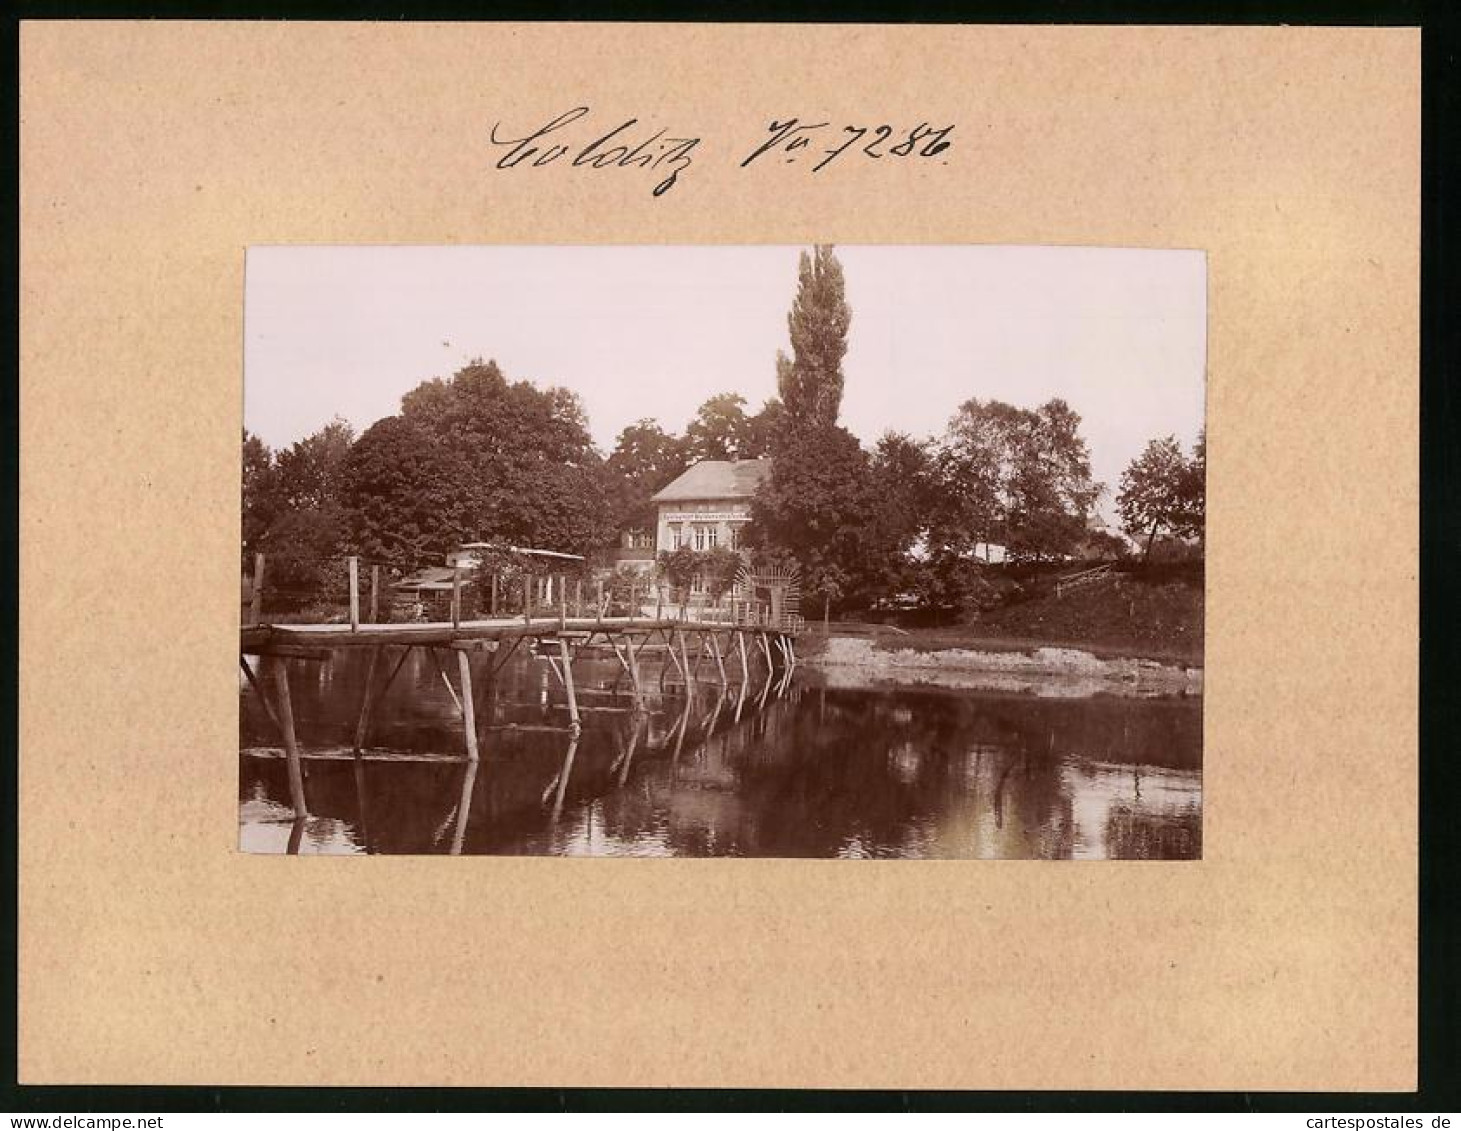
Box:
[244,245,1205,511]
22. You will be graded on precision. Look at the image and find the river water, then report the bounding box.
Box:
[239,647,1201,859]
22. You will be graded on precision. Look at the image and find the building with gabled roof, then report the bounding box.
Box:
[649,458,770,555]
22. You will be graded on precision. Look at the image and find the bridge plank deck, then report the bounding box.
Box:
[242,616,790,652]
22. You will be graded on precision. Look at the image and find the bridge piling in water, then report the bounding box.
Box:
[240,616,799,771]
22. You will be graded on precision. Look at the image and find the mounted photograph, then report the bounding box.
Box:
[240,244,1206,859]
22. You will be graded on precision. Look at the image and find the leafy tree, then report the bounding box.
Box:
[343,415,474,567]
[342,360,618,566]
[749,424,888,615]
[606,418,689,533]
[257,504,351,609]
[871,431,936,556]
[1004,400,1101,561]
[930,398,1101,564]
[749,246,900,616]
[744,397,784,458]
[241,430,279,562]
[684,393,759,461]
[1176,428,1206,540]
[657,546,699,605]
[698,546,743,606]
[1117,436,1190,561]
[930,400,1008,558]
[607,418,688,490]
[780,246,852,431]
[274,417,355,510]
[243,421,354,604]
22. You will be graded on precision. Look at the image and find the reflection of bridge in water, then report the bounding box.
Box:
[239,616,800,850]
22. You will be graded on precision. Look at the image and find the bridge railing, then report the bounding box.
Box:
[243,552,608,631]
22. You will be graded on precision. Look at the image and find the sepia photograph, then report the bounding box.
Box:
[239,244,1206,859]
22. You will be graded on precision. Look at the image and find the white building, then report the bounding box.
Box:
[649,458,770,554]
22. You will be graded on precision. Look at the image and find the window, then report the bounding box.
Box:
[705,526,718,549]
[727,524,739,550]
[691,572,707,594]
[670,523,682,548]
[694,525,706,551]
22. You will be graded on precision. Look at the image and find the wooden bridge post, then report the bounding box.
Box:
[450,758,478,855]
[628,578,637,624]
[558,637,580,731]
[428,647,464,716]
[249,552,265,626]
[678,627,692,690]
[457,650,480,762]
[550,732,579,821]
[737,630,750,686]
[710,631,728,689]
[348,556,360,632]
[451,568,462,629]
[559,573,568,631]
[265,655,308,818]
[490,571,499,617]
[690,632,706,684]
[369,564,380,624]
[352,646,383,753]
[617,711,643,786]
[626,633,643,701]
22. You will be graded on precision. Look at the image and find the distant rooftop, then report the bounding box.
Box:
[650,459,771,503]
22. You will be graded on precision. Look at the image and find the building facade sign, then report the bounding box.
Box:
[660,510,749,524]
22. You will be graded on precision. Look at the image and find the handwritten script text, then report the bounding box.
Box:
[489,108,955,198]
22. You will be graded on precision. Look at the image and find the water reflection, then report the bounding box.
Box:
[239,649,1201,859]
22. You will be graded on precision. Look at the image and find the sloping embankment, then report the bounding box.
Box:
[802,636,1203,699]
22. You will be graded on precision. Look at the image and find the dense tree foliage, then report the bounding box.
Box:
[339,415,472,565]
[698,546,743,605]
[605,418,690,534]
[273,417,355,510]
[1180,428,1206,540]
[340,360,618,567]
[930,398,1101,564]
[750,424,893,614]
[607,418,688,489]
[871,431,937,558]
[241,429,279,560]
[1117,432,1205,560]
[682,393,780,463]
[656,546,700,605]
[684,393,755,461]
[240,421,356,601]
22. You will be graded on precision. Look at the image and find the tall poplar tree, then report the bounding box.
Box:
[751,245,895,614]
[779,245,852,432]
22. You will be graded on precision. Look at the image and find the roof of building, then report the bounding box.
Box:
[650,458,771,503]
[393,566,470,592]
[457,542,586,561]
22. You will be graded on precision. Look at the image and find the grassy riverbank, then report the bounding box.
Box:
[804,569,1205,667]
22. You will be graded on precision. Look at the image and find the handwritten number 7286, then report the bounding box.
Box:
[741,119,954,172]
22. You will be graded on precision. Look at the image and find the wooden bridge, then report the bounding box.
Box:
[239,614,800,823]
